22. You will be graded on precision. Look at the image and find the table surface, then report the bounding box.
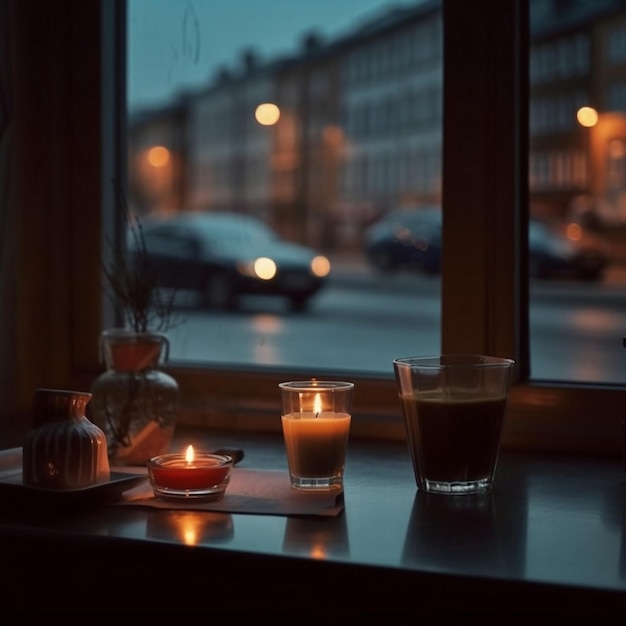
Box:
[2,428,626,617]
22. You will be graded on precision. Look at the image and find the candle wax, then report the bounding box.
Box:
[149,457,230,490]
[281,412,351,477]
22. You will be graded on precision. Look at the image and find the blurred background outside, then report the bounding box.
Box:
[126,0,626,384]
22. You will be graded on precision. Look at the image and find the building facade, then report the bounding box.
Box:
[128,0,626,251]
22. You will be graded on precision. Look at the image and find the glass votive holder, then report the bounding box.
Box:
[279,380,353,491]
[147,447,234,502]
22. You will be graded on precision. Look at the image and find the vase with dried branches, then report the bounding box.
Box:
[89,182,181,466]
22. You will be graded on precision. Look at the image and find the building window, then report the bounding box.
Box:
[607,23,626,63]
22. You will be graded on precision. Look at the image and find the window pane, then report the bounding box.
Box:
[127,0,443,376]
[529,0,626,384]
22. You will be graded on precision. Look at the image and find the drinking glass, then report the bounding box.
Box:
[393,355,515,495]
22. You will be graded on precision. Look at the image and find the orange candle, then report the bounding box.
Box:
[279,382,354,491]
[147,446,233,496]
[281,411,351,477]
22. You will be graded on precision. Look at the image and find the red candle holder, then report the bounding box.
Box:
[147,448,234,502]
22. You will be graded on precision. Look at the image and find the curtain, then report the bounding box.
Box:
[0,0,106,444]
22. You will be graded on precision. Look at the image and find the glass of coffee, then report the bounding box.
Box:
[393,355,515,495]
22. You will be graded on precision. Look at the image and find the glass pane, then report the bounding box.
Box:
[529,0,626,384]
[127,0,443,376]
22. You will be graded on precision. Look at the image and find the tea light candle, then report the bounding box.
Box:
[147,445,233,501]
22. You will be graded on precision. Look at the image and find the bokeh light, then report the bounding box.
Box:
[255,103,280,126]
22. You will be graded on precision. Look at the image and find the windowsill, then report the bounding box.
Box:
[165,364,626,458]
[1,426,626,616]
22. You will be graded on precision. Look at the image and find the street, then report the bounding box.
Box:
[166,258,626,385]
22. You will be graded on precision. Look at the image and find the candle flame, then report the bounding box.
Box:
[185,445,195,463]
[313,393,322,417]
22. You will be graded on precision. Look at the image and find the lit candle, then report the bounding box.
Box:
[147,445,233,499]
[281,392,351,479]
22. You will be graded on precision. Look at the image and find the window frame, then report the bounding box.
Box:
[4,0,625,459]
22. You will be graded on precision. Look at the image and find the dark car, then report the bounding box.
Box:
[363,207,442,275]
[528,218,608,281]
[364,209,609,281]
[131,211,331,311]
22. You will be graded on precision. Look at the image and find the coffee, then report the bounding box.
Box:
[400,391,507,485]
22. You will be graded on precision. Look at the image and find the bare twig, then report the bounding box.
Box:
[103,179,181,333]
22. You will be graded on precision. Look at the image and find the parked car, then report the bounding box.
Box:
[528,218,609,281]
[363,208,610,281]
[363,207,442,275]
[130,211,331,311]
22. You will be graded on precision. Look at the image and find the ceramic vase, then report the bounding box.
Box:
[22,388,111,489]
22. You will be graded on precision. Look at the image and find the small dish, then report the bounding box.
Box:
[0,470,147,508]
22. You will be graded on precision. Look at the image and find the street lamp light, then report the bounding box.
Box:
[576,106,598,128]
[576,106,626,224]
[255,103,280,126]
[147,145,171,168]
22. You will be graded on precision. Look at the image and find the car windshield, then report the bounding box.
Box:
[194,215,277,243]
[202,219,277,260]
[386,209,441,236]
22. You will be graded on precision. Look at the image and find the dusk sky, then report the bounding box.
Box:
[127,0,421,112]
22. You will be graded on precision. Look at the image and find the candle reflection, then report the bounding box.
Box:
[147,511,235,546]
[282,508,350,558]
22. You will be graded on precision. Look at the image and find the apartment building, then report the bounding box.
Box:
[128,0,626,249]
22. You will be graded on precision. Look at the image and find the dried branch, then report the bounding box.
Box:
[103,179,181,333]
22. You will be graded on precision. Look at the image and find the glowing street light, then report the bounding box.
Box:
[255,103,280,126]
[575,106,626,215]
[577,106,598,128]
[147,146,171,168]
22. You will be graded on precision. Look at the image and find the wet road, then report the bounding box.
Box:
[167,258,626,385]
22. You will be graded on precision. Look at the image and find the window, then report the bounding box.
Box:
[127,0,444,377]
[3,0,625,459]
[529,0,626,386]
